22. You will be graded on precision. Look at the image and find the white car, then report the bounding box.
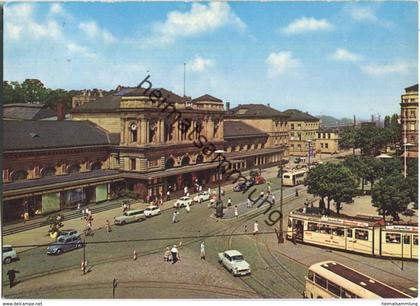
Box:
[174,196,193,208]
[3,245,18,264]
[193,191,211,203]
[114,209,146,225]
[144,205,161,217]
[218,250,251,276]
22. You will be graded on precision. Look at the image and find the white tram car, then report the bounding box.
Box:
[287,209,418,259]
[282,169,308,186]
[304,261,412,299]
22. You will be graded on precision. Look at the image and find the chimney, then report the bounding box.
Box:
[226,102,230,111]
[56,102,65,121]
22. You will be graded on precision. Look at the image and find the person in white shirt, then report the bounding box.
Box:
[171,245,179,264]
[234,205,239,218]
[253,221,259,234]
[200,242,205,260]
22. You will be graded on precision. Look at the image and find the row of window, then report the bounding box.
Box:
[320,143,329,149]
[318,133,332,139]
[385,233,418,245]
[307,222,369,240]
[308,271,358,298]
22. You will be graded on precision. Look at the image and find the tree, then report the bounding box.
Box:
[339,127,357,155]
[343,155,364,191]
[360,156,383,189]
[407,159,418,208]
[305,163,357,214]
[384,115,391,128]
[20,79,50,104]
[372,174,411,221]
[355,125,386,156]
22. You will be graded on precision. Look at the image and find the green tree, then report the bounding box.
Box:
[361,156,383,189]
[355,125,386,156]
[305,163,357,214]
[384,115,391,128]
[339,127,357,155]
[20,79,50,103]
[343,155,364,191]
[372,174,411,221]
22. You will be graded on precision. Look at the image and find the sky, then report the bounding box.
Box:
[4,1,418,119]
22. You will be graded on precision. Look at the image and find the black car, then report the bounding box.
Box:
[233,181,254,192]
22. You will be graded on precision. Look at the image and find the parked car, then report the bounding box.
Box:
[144,205,161,217]
[233,181,254,192]
[114,209,146,225]
[174,196,193,208]
[3,245,18,264]
[57,229,81,240]
[193,191,211,203]
[218,250,251,276]
[47,236,84,255]
[253,176,266,185]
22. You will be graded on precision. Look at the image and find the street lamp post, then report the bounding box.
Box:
[215,149,225,218]
[278,163,285,243]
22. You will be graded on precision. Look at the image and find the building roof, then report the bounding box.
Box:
[227,104,288,119]
[3,103,57,120]
[3,120,119,151]
[283,109,319,122]
[405,84,418,93]
[223,121,267,138]
[192,94,223,103]
[72,87,184,111]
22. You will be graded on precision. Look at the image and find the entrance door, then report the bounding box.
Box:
[403,234,412,259]
[294,219,304,241]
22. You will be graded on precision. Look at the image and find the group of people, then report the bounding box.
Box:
[163,245,180,264]
[81,208,94,236]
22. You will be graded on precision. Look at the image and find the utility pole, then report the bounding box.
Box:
[278,163,284,243]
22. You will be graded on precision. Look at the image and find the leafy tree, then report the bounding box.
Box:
[372,174,411,221]
[384,115,391,128]
[355,125,386,156]
[361,156,383,189]
[305,163,357,214]
[20,79,50,103]
[343,155,364,191]
[339,127,357,155]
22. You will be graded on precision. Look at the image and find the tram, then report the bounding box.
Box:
[282,169,308,186]
[287,209,418,259]
[304,261,412,299]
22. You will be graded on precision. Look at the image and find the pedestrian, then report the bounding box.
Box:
[82,208,86,219]
[166,190,171,201]
[260,191,264,199]
[186,192,190,198]
[271,194,276,204]
[199,185,203,192]
[164,247,171,262]
[123,203,128,213]
[253,220,259,234]
[208,187,211,194]
[247,198,251,208]
[171,245,179,264]
[106,219,112,232]
[23,211,29,224]
[184,186,188,195]
[221,188,225,196]
[267,184,271,193]
[7,269,20,288]
[172,211,177,224]
[200,241,206,260]
[234,205,239,218]
[227,197,232,207]
[133,250,137,261]
[295,189,299,197]
[77,203,81,211]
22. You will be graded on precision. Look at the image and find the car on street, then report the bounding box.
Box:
[218,250,251,276]
[193,191,211,203]
[144,205,161,217]
[253,176,266,185]
[174,196,193,208]
[47,236,84,255]
[233,181,254,192]
[57,229,81,240]
[114,209,146,225]
[3,245,19,264]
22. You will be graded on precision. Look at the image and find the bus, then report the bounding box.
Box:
[304,261,412,299]
[282,169,308,186]
[287,209,418,259]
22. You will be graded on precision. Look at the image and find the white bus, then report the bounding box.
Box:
[282,169,308,186]
[304,261,412,299]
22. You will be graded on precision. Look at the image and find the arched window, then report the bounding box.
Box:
[68,164,80,174]
[91,162,102,171]
[165,158,175,169]
[196,154,204,164]
[41,167,56,177]
[181,156,190,166]
[12,170,28,181]
[129,121,138,143]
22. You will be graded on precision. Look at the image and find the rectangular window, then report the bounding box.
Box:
[410,123,415,131]
[130,158,136,170]
[404,235,411,244]
[414,235,418,245]
[410,111,416,118]
[386,233,401,244]
[355,229,369,240]
[332,227,344,237]
[325,143,329,149]
[347,229,353,238]
[291,124,295,130]
[328,133,331,139]
[308,222,318,232]
[314,274,327,288]
[327,281,341,297]
[321,143,324,148]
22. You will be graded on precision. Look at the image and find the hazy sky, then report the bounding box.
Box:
[4,2,418,118]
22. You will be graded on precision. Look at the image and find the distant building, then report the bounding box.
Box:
[283,109,320,157]
[315,126,351,155]
[71,89,105,109]
[400,84,418,158]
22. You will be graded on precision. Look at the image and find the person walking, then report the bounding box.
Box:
[271,194,276,205]
[105,219,112,232]
[200,241,206,260]
[234,205,239,218]
[267,183,271,193]
[166,190,171,201]
[7,269,20,288]
[184,186,188,195]
[23,211,29,224]
[172,211,177,224]
[171,245,179,264]
[253,220,259,235]
[77,203,81,211]
[227,197,232,207]
[247,198,251,208]
[295,189,299,197]
[164,247,171,262]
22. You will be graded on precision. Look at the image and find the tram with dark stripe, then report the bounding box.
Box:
[287,209,418,259]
